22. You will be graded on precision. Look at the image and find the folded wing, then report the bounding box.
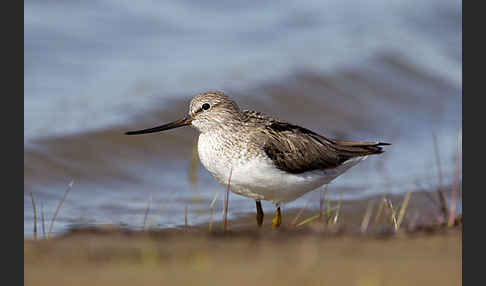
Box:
[248,116,389,174]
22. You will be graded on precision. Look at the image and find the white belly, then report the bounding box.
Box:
[198,133,366,203]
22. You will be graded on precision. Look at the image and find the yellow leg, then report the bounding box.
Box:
[272,205,282,228]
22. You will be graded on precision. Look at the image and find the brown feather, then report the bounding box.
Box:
[241,110,391,174]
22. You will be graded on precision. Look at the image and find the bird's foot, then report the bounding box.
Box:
[272,206,282,228]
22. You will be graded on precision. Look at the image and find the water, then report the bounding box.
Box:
[24,0,461,237]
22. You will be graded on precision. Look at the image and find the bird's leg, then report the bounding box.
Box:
[272,203,282,228]
[256,200,264,227]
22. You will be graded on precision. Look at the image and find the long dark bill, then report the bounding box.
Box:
[125,117,192,135]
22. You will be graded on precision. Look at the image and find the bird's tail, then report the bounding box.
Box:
[333,140,391,158]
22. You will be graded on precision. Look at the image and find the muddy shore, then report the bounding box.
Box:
[25,224,461,286]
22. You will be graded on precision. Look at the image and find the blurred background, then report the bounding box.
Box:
[24,0,461,236]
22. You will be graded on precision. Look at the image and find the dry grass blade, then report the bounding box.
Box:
[448,132,461,227]
[360,200,374,233]
[296,214,320,227]
[208,191,219,231]
[40,200,46,239]
[325,196,333,223]
[396,191,412,230]
[432,133,448,222]
[333,197,342,224]
[223,167,233,232]
[296,205,339,227]
[385,198,398,231]
[290,192,316,227]
[143,195,152,231]
[30,192,37,240]
[48,181,74,239]
[210,192,219,209]
[332,188,342,224]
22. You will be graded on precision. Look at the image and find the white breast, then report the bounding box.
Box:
[198,133,367,203]
[197,132,237,184]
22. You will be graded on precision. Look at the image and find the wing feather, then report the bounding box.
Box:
[242,110,390,174]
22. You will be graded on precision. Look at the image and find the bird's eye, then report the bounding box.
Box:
[202,103,210,110]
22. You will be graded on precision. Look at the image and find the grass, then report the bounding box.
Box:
[29,181,74,240]
[291,186,343,228]
[28,176,462,243]
[290,190,317,227]
[429,131,462,227]
[396,190,412,230]
[48,181,74,239]
[385,198,398,230]
[432,133,449,222]
[143,194,152,230]
[27,134,462,240]
[360,199,374,233]
[40,200,46,238]
[448,132,461,227]
[29,183,461,240]
[30,192,37,240]
[208,191,220,232]
[25,151,462,286]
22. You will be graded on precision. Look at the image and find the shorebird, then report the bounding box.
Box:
[126,91,390,228]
